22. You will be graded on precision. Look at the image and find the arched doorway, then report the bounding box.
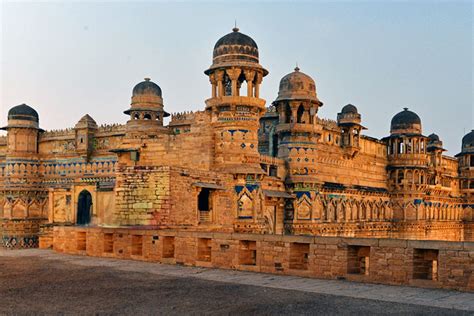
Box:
[77,190,92,225]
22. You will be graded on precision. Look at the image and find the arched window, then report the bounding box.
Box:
[297,104,305,123]
[77,190,92,225]
[284,103,292,124]
[144,113,151,120]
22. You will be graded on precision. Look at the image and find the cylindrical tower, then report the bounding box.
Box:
[457,130,474,201]
[385,108,429,219]
[2,104,40,155]
[0,104,46,248]
[204,27,268,174]
[273,66,323,190]
[337,104,365,158]
[124,78,169,138]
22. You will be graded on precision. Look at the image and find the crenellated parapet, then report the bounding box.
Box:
[316,117,339,131]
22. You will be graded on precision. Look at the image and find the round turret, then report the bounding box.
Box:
[337,104,361,126]
[124,78,169,118]
[427,133,444,152]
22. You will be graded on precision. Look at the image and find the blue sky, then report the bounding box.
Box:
[1,1,472,154]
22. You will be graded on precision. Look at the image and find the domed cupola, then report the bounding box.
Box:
[205,27,267,76]
[390,108,422,135]
[427,133,444,152]
[132,78,162,97]
[275,67,322,105]
[1,103,41,131]
[337,104,361,126]
[8,103,39,122]
[341,104,358,114]
[461,130,474,153]
[337,104,365,156]
[124,78,169,125]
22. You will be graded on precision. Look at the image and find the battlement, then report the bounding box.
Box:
[97,123,126,133]
[170,111,196,123]
[316,117,339,130]
[41,128,75,138]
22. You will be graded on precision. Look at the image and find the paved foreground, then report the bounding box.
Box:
[0,249,473,315]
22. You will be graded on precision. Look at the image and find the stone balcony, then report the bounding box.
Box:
[275,123,322,135]
[388,153,429,167]
[205,96,266,110]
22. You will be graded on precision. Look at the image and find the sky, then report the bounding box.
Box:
[1,1,472,155]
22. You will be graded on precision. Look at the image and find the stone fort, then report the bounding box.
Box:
[1,27,473,290]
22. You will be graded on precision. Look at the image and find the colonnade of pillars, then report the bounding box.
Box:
[388,137,426,155]
[390,169,428,189]
[277,102,317,125]
[209,68,263,98]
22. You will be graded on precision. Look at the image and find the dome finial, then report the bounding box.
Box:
[403,107,408,111]
[232,20,239,32]
[294,62,300,72]
[144,77,151,81]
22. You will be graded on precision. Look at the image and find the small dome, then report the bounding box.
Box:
[390,108,422,134]
[428,133,440,142]
[212,27,259,64]
[132,78,162,97]
[275,67,320,103]
[341,104,358,114]
[462,130,474,150]
[8,103,39,122]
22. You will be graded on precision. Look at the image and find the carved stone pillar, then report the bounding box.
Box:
[209,73,217,98]
[244,69,256,97]
[226,68,241,96]
[255,72,263,98]
[216,70,225,97]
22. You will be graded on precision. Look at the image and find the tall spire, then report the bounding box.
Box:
[233,19,239,32]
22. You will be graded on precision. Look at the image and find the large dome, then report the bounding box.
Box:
[132,78,162,97]
[390,108,422,134]
[212,27,259,65]
[275,67,320,103]
[462,130,474,151]
[8,103,39,122]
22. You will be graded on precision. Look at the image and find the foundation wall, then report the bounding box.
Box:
[52,226,474,292]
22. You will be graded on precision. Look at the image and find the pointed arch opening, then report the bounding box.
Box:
[77,190,92,225]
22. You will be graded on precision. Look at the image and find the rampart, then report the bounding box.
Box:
[51,226,474,292]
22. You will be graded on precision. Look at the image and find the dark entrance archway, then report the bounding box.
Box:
[77,190,92,225]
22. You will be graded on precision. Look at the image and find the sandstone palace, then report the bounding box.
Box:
[2,26,474,246]
[1,27,473,289]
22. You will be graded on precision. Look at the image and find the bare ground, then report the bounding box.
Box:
[0,253,469,315]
